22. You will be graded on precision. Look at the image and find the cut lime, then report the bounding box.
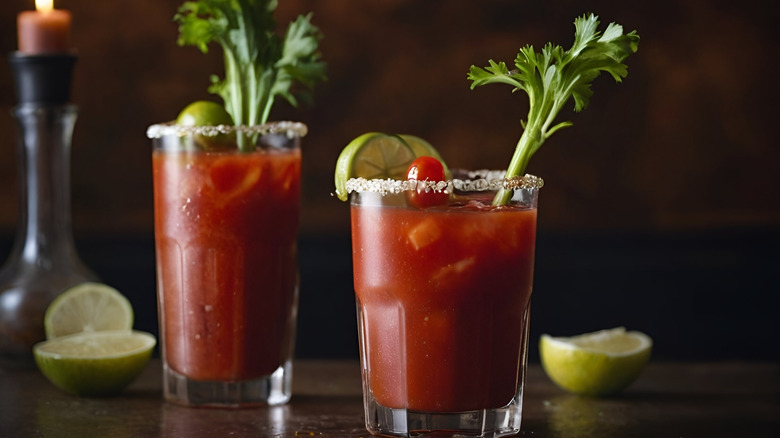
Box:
[539,327,652,396]
[177,100,234,127]
[34,330,156,397]
[44,282,133,339]
[334,132,416,201]
[399,134,451,179]
[176,100,236,150]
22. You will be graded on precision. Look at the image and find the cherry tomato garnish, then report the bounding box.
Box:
[406,156,449,208]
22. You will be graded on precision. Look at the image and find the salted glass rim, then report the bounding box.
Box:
[146,120,308,139]
[345,170,543,195]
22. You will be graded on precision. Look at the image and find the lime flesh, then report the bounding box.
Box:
[539,327,652,396]
[34,330,156,397]
[44,282,133,339]
[334,132,452,201]
[334,133,417,201]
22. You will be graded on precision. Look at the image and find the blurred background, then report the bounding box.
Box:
[0,0,777,362]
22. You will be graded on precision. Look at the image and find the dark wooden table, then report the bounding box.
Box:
[1,359,777,437]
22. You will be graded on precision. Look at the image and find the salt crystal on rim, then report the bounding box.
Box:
[345,171,543,195]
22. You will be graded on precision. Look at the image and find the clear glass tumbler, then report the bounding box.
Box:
[348,170,542,437]
[147,121,306,407]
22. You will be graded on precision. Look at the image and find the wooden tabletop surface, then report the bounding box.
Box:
[1,359,777,437]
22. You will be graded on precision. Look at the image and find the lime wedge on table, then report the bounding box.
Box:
[334,133,416,201]
[539,327,652,396]
[44,282,133,339]
[34,330,156,396]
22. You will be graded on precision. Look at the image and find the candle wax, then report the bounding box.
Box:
[17,9,72,54]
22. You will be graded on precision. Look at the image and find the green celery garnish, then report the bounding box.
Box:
[468,13,639,205]
[175,0,326,150]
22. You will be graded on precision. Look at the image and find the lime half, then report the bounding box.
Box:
[539,327,652,396]
[34,330,156,397]
[176,100,234,127]
[44,282,134,339]
[334,132,416,201]
[176,100,236,151]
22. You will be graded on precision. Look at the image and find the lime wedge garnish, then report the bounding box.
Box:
[44,282,134,339]
[539,327,652,396]
[34,330,156,397]
[176,100,236,150]
[334,132,416,201]
[176,100,234,127]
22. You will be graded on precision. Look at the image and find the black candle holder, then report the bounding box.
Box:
[0,51,98,369]
[8,53,77,105]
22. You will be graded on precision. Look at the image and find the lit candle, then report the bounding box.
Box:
[17,0,72,54]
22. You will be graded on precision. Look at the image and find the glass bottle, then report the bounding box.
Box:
[0,103,97,369]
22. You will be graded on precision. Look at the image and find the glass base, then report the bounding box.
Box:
[162,361,292,407]
[364,395,523,438]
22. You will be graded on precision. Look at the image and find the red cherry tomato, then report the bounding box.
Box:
[406,156,449,208]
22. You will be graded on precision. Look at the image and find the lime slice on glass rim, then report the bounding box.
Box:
[539,327,652,396]
[44,282,133,339]
[176,100,234,127]
[33,330,156,397]
[176,100,237,151]
[334,132,417,201]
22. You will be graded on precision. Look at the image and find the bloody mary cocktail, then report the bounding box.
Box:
[348,171,542,436]
[150,123,305,406]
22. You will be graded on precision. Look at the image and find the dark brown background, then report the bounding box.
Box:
[0,0,777,361]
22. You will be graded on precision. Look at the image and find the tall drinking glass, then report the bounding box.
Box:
[147,121,306,407]
[348,170,542,437]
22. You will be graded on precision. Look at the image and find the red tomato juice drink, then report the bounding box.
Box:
[148,122,306,407]
[348,170,542,437]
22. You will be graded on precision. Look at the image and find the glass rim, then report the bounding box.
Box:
[346,170,543,195]
[146,120,308,139]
